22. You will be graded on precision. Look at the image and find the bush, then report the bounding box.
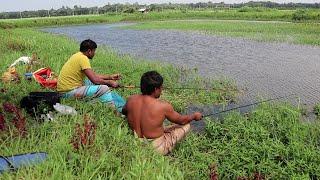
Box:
[237,6,266,13]
[292,9,309,21]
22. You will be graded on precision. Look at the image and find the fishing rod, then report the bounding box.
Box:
[119,85,238,92]
[202,93,296,118]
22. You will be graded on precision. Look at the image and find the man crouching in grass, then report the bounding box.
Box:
[57,39,125,113]
[122,71,202,155]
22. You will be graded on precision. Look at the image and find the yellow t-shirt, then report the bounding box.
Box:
[57,52,91,92]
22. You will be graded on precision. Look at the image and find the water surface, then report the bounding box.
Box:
[42,23,320,111]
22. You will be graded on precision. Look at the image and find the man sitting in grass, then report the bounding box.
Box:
[122,71,202,155]
[57,39,125,113]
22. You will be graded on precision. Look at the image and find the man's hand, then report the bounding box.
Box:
[192,112,202,121]
[107,80,120,88]
[110,73,121,80]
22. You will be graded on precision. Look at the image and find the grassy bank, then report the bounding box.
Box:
[0,8,319,29]
[0,14,125,29]
[123,8,320,22]
[1,9,319,47]
[128,20,320,46]
[0,28,236,179]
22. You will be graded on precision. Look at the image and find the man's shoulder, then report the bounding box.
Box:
[127,94,141,101]
[70,52,89,61]
[158,99,170,105]
[157,100,173,110]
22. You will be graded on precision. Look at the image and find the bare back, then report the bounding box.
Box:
[124,95,167,139]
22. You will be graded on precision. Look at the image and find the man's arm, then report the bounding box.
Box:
[97,73,121,80]
[164,102,202,125]
[84,69,119,87]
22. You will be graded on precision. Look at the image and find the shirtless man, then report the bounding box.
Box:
[122,71,202,155]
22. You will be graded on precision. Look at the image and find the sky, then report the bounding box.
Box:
[0,0,318,12]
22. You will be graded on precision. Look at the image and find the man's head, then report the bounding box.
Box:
[80,39,97,59]
[140,71,163,98]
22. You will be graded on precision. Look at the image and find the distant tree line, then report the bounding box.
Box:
[0,1,319,19]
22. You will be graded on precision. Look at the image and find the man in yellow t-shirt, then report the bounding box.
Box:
[57,39,125,113]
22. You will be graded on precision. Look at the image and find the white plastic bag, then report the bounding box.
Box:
[9,56,32,67]
[53,103,77,115]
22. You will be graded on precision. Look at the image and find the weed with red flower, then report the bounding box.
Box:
[2,102,27,136]
[236,172,265,180]
[209,164,218,180]
[70,115,97,151]
[253,172,265,180]
[0,113,6,131]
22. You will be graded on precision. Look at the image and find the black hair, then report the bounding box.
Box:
[140,71,163,95]
[80,39,97,52]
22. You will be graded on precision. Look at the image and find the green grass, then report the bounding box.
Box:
[0,28,235,179]
[2,9,318,47]
[174,103,320,179]
[0,8,319,29]
[1,9,320,179]
[314,104,320,118]
[0,14,126,29]
[128,20,320,46]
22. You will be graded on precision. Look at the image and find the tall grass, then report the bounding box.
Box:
[176,103,320,179]
[0,14,125,29]
[0,8,319,29]
[128,20,320,46]
[0,28,235,179]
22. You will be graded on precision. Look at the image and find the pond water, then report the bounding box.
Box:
[42,23,320,125]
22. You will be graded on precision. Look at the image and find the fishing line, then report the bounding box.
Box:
[119,86,303,118]
[202,93,297,118]
[119,85,238,92]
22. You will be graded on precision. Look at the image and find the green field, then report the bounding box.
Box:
[1,9,320,179]
[128,20,320,46]
[0,8,319,28]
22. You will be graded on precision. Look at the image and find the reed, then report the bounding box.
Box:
[129,19,320,46]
